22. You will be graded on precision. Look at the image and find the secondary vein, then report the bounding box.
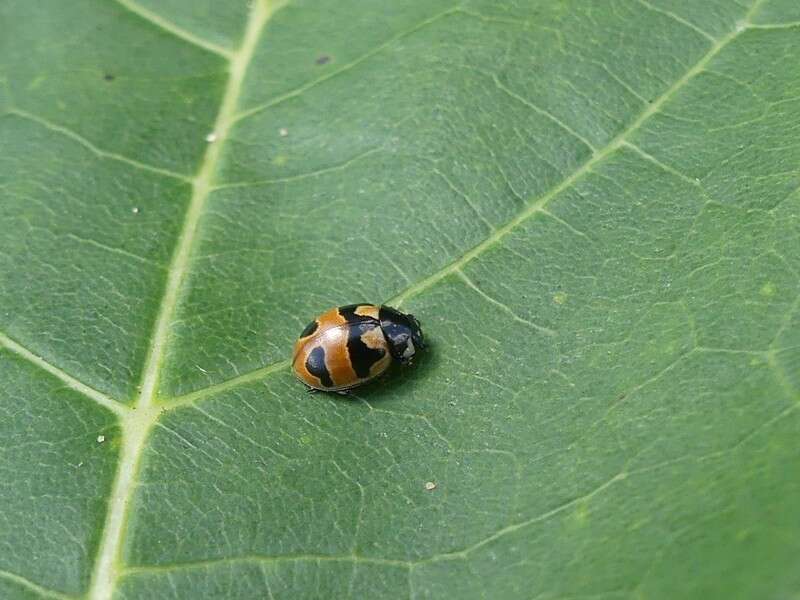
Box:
[388,7,759,308]
[0,331,127,417]
[112,0,234,59]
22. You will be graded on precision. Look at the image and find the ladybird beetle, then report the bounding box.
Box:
[292,304,424,392]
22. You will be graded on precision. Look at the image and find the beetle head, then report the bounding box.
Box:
[379,305,425,364]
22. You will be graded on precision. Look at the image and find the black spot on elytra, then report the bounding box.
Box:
[305,346,333,388]
[347,322,386,378]
[338,304,376,324]
[300,320,318,338]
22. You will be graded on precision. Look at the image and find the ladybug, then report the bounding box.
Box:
[292,304,424,392]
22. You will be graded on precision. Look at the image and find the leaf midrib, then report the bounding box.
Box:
[85,1,285,599]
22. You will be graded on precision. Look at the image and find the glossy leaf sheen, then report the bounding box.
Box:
[1,1,799,599]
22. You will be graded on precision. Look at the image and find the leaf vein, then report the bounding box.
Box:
[489,73,598,153]
[165,359,292,409]
[4,110,191,182]
[233,7,461,124]
[387,8,758,308]
[213,147,384,190]
[456,269,556,336]
[431,167,496,233]
[620,140,713,199]
[418,473,627,564]
[122,554,412,575]
[630,0,717,43]
[110,0,234,59]
[86,2,286,598]
[63,233,165,268]
[0,331,127,416]
[0,569,76,600]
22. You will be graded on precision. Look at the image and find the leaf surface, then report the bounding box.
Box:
[1,1,799,599]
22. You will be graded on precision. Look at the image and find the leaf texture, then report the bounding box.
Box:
[1,1,799,599]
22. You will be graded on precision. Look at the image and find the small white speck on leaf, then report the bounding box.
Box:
[97,435,105,443]
[205,132,217,143]
[279,128,288,137]
[425,481,437,491]
[131,207,139,214]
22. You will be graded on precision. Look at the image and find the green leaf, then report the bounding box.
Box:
[1,0,799,598]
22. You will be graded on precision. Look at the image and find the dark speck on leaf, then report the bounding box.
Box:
[315,55,331,65]
[104,73,115,81]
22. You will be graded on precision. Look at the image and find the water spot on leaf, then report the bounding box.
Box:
[27,75,46,90]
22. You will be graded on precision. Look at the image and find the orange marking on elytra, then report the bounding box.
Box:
[355,304,380,319]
